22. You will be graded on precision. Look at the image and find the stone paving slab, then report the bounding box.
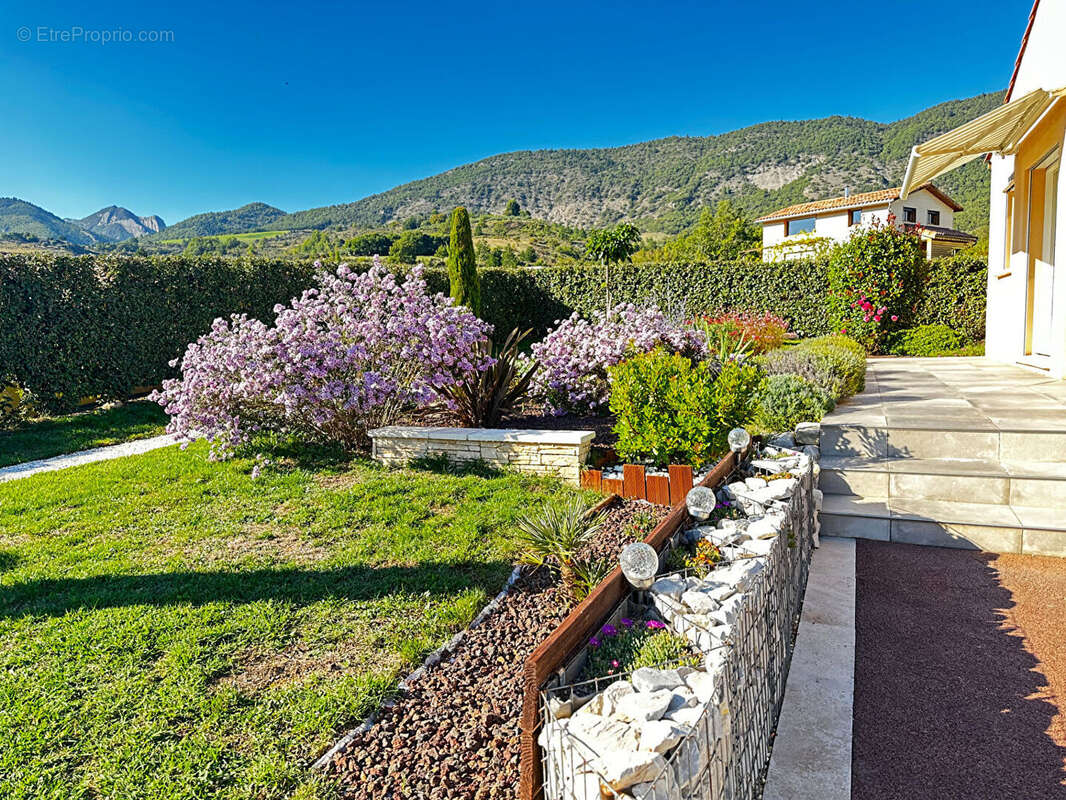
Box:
[0,434,178,483]
[763,537,855,800]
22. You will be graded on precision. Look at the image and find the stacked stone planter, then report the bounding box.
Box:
[537,444,818,800]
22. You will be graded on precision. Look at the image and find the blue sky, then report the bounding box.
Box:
[0,0,1032,225]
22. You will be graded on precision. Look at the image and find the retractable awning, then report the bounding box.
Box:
[900,87,1066,198]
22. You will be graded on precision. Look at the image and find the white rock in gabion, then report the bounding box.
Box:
[795,421,821,445]
[711,594,744,627]
[696,579,737,603]
[637,719,690,754]
[666,688,698,713]
[651,576,686,600]
[683,670,719,704]
[767,432,796,448]
[813,488,824,511]
[597,749,668,791]
[613,688,675,723]
[567,713,641,751]
[744,476,768,491]
[745,514,785,540]
[749,458,790,474]
[680,589,719,615]
[665,703,705,728]
[631,667,685,694]
[712,559,763,591]
[765,477,798,500]
[739,538,776,557]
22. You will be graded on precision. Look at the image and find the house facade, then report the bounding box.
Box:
[754,184,975,262]
[900,0,1065,377]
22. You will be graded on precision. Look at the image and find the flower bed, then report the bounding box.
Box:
[320,500,671,800]
[534,443,819,800]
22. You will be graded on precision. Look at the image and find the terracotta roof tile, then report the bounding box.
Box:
[754,183,962,223]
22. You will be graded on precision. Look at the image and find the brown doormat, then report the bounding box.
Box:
[853,540,1066,800]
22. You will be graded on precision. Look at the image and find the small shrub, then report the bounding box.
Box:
[515,496,606,600]
[583,618,700,680]
[888,324,964,356]
[570,556,613,602]
[531,304,705,414]
[755,374,835,432]
[761,339,865,401]
[698,311,788,354]
[694,319,754,361]
[609,351,760,468]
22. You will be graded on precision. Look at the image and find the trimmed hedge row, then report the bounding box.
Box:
[0,254,315,412]
[1,253,987,411]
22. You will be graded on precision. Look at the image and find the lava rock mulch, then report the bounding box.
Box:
[326,500,668,800]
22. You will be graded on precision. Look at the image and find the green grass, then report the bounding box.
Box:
[0,442,582,799]
[0,401,169,467]
[157,230,287,245]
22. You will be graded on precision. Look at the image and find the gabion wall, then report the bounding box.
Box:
[538,446,818,800]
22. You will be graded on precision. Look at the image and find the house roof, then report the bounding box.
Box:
[1005,0,1041,103]
[917,225,979,244]
[753,184,963,224]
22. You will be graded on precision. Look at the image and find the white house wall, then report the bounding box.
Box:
[1010,0,1066,99]
[886,192,956,227]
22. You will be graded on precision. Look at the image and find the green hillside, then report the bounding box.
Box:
[146,202,285,240]
[0,198,95,245]
[264,91,1003,236]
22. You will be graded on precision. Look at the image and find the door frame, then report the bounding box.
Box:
[1023,146,1061,365]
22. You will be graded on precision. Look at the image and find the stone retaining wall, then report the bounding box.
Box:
[368,426,595,485]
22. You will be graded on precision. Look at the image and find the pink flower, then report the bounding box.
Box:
[611,659,620,668]
[890,315,899,322]
[646,620,666,630]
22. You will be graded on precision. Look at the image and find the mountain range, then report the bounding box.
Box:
[2,90,1004,248]
[0,198,165,244]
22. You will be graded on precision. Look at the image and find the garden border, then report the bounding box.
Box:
[310,491,622,772]
[517,449,741,800]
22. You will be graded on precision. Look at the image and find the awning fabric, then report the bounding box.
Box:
[900,87,1066,198]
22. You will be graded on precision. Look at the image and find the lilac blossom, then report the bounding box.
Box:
[154,259,493,457]
[530,304,705,414]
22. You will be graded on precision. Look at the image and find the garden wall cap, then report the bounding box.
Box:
[368,426,595,445]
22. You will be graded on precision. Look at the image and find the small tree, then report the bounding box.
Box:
[447,206,481,316]
[504,198,520,216]
[585,222,641,312]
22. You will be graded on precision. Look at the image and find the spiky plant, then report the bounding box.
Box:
[441,327,538,427]
[515,496,606,597]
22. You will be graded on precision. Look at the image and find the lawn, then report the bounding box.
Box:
[0,401,169,467]
[0,442,582,800]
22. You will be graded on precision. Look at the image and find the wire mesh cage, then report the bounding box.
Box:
[536,455,816,800]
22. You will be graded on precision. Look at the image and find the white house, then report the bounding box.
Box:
[899,0,1065,377]
[754,184,976,262]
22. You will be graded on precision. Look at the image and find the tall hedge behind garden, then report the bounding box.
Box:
[0,252,987,411]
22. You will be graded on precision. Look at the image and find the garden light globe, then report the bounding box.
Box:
[728,427,751,453]
[686,486,717,521]
[620,542,658,590]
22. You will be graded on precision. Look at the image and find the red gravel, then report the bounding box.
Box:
[853,540,1066,800]
[325,500,669,800]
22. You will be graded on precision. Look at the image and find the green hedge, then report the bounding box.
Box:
[2,253,987,411]
[0,254,315,411]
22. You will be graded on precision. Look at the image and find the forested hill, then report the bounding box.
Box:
[268,91,1002,236]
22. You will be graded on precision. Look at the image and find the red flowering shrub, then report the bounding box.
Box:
[697,311,789,354]
[827,217,926,353]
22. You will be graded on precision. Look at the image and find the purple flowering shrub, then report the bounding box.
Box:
[155,259,493,456]
[529,304,705,414]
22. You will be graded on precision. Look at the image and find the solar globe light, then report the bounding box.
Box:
[686,486,717,521]
[619,542,658,591]
[728,427,751,453]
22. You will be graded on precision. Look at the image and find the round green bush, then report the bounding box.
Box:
[755,374,835,432]
[890,324,964,356]
[760,340,865,401]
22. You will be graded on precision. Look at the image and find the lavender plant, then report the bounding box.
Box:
[154,259,493,457]
[529,304,705,414]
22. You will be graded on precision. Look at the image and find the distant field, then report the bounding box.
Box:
[157,230,288,244]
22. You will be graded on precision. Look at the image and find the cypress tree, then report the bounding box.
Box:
[447,206,481,316]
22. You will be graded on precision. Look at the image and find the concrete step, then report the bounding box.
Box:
[819,494,1066,556]
[821,422,1066,462]
[819,456,1066,506]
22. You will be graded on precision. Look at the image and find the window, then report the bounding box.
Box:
[903,207,917,223]
[786,217,815,235]
[927,210,940,226]
[849,209,862,226]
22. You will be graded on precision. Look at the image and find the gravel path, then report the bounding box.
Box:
[853,540,1066,800]
[325,500,669,800]
[0,433,179,483]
